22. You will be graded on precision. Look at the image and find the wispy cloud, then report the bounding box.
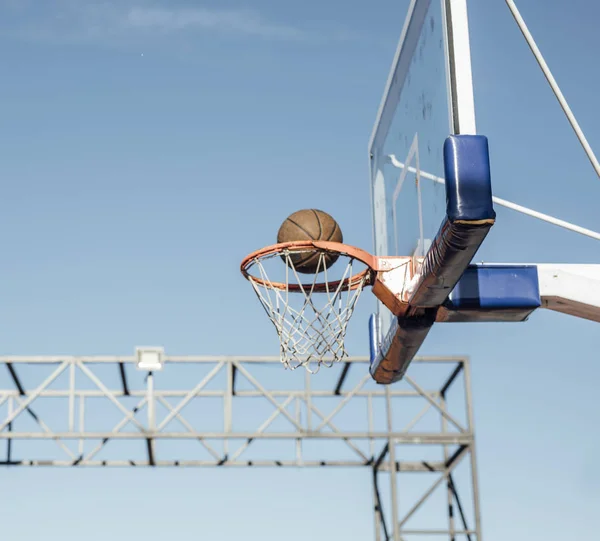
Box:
[0,1,314,44]
[125,6,307,40]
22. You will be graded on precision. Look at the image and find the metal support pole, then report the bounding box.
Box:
[368,394,375,459]
[372,469,383,541]
[147,372,156,466]
[385,385,400,541]
[305,370,312,432]
[463,358,482,540]
[225,362,233,459]
[295,396,303,465]
[78,394,85,458]
[7,398,13,465]
[68,362,75,432]
[441,393,457,540]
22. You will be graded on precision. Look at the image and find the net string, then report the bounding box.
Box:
[247,249,368,373]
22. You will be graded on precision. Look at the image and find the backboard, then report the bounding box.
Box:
[369,0,477,342]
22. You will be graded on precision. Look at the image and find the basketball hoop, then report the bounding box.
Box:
[241,241,413,373]
[241,241,375,372]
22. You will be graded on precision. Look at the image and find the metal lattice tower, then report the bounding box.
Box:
[0,355,481,540]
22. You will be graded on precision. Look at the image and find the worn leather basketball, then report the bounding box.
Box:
[277,209,343,274]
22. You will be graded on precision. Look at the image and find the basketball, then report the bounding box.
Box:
[277,209,343,274]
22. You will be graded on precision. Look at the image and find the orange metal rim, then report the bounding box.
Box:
[240,240,377,292]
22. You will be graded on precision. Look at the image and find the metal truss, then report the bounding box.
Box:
[0,355,481,540]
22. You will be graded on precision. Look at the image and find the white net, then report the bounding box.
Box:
[245,248,369,373]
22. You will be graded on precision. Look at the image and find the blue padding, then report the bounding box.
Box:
[410,219,492,307]
[444,135,496,222]
[438,265,541,322]
[368,314,381,364]
[370,313,435,385]
[438,307,537,323]
[408,135,496,308]
[448,265,541,310]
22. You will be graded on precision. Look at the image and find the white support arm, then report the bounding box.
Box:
[537,265,600,323]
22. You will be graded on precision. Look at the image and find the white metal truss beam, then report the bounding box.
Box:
[0,356,472,458]
[0,354,482,540]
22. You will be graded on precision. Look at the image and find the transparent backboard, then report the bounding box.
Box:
[369,0,476,339]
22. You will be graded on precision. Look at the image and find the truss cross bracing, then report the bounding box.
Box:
[0,355,481,540]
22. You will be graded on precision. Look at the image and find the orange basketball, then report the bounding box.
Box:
[277,209,343,274]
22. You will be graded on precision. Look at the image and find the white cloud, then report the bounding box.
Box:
[125,6,307,40]
[0,1,311,44]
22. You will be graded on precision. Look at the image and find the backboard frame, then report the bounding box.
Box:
[369,0,477,280]
[368,0,476,156]
[368,0,481,382]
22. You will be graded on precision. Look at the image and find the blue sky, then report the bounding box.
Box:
[0,0,598,539]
